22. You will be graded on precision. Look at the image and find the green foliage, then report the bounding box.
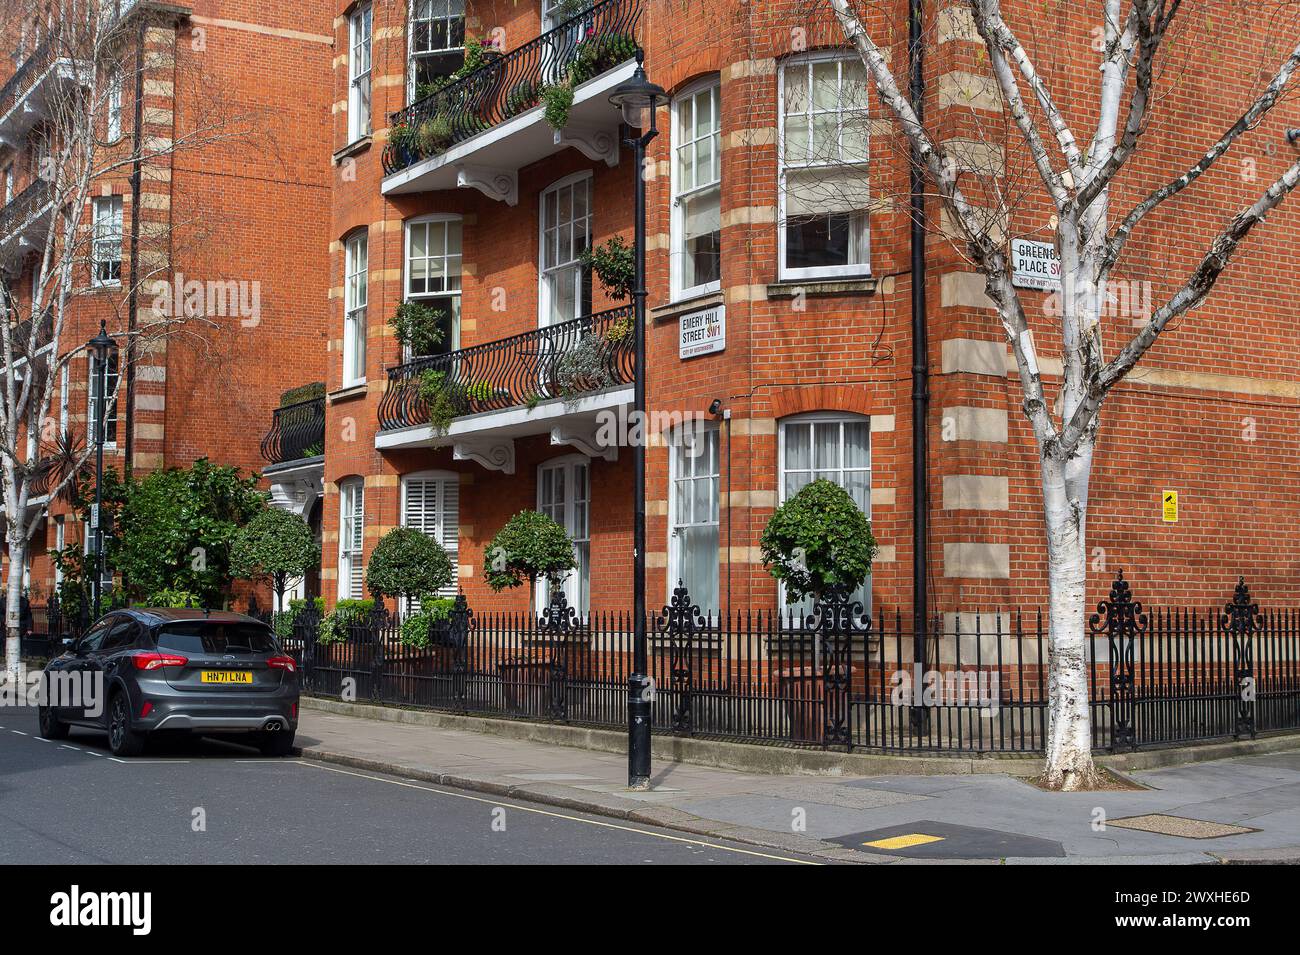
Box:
[504,78,541,116]
[417,370,468,434]
[279,382,325,407]
[542,81,575,130]
[553,333,613,400]
[317,598,375,645]
[579,235,635,301]
[760,479,877,602]
[109,459,267,609]
[50,466,130,621]
[390,300,446,356]
[483,511,576,592]
[142,587,201,609]
[399,596,456,648]
[230,508,320,600]
[365,527,453,604]
[566,33,638,86]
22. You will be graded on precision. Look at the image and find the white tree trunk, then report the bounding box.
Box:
[3,532,26,682]
[1040,452,1100,790]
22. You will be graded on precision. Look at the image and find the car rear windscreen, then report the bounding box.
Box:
[155,622,279,655]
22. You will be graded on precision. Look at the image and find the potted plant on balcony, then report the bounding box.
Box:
[552,333,614,403]
[390,300,446,357]
[417,114,456,157]
[578,235,634,302]
[484,510,580,710]
[760,479,878,742]
[417,369,469,435]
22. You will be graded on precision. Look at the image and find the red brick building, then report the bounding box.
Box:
[0,0,334,607]
[319,0,1300,619]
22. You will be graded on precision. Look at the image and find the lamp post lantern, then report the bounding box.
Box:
[88,321,113,618]
[609,51,667,790]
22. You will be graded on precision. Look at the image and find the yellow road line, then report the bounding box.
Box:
[296,760,821,865]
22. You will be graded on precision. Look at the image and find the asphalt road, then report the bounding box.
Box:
[0,706,818,865]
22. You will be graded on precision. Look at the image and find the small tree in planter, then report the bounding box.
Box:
[760,479,877,603]
[230,508,320,611]
[483,510,576,608]
[366,527,455,615]
[390,301,446,357]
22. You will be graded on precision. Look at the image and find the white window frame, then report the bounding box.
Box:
[91,196,123,288]
[777,412,872,613]
[404,214,463,357]
[400,469,460,604]
[106,71,123,141]
[777,52,871,282]
[343,230,368,387]
[535,454,590,615]
[407,0,465,101]
[666,423,720,614]
[537,170,592,328]
[54,516,65,590]
[337,478,365,600]
[348,4,373,142]
[87,349,119,448]
[670,77,722,300]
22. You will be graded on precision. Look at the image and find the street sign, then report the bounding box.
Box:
[1011,238,1061,291]
[1162,490,1178,523]
[679,304,725,359]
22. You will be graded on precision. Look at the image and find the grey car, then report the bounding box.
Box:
[37,608,299,757]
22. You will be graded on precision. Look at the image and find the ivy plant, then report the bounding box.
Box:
[759,479,878,602]
[417,369,468,434]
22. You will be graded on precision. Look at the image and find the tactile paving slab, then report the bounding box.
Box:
[832,820,1065,859]
[1106,814,1258,839]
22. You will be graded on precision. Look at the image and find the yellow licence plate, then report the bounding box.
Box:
[200,670,253,684]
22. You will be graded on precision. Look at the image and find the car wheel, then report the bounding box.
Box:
[107,692,145,757]
[37,705,69,740]
[257,729,296,757]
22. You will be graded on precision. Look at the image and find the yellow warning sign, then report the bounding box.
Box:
[1162,490,1178,523]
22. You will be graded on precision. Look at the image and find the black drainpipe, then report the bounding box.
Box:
[122,14,147,480]
[908,0,930,731]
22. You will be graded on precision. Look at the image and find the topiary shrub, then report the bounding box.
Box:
[230,508,320,609]
[399,596,457,648]
[143,587,202,609]
[483,510,576,604]
[759,479,877,603]
[366,527,454,610]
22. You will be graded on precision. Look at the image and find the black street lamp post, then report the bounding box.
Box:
[609,52,667,790]
[88,321,113,618]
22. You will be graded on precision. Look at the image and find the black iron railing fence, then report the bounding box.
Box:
[269,573,1300,755]
[377,305,634,431]
[382,0,642,174]
[0,178,53,244]
[260,395,326,464]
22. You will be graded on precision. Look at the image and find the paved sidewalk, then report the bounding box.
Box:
[295,703,1300,864]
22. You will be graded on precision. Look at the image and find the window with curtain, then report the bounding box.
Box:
[343,232,368,385]
[537,457,589,615]
[338,479,365,599]
[539,173,592,327]
[409,0,465,99]
[404,216,462,357]
[779,54,870,280]
[672,79,721,298]
[348,5,373,141]
[669,425,720,614]
[402,472,459,603]
[779,414,871,613]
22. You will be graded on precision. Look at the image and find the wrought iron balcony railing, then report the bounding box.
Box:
[378,305,634,431]
[382,0,642,175]
[260,394,326,465]
[0,178,53,248]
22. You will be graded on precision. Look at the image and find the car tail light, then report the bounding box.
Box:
[291,703,298,719]
[267,655,296,674]
[140,701,153,718]
[132,651,188,671]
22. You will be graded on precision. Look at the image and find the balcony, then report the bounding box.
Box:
[375,305,634,471]
[0,179,55,267]
[381,0,642,201]
[0,40,84,150]
[261,389,325,517]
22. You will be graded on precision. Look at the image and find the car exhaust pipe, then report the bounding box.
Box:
[264,720,282,732]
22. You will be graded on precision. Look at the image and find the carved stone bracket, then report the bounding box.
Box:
[456,164,518,205]
[553,125,620,167]
[453,438,516,474]
[550,425,617,461]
